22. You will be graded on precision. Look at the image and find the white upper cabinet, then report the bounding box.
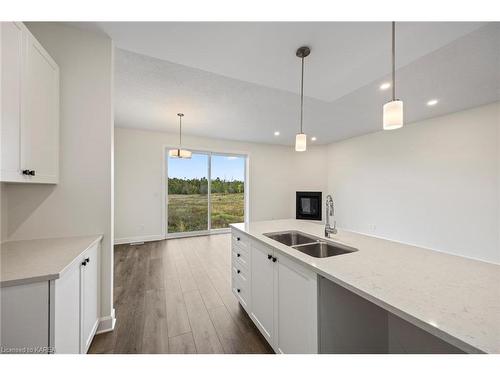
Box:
[1,22,23,181]
[1,22,59,184]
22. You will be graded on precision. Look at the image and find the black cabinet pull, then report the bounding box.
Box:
[237,269,241,274]
[85,257,90,263]
[237,288,241,293]
[29,170,35,176]
[22,169,30,175]
[81,260,87,266]
[272,257,277,263]
[237,253,241,257]
[237,237,240,241]
[267,254,272,260]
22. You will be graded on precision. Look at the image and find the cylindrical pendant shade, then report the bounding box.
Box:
[295,133,307,152]
[383,100,404,130]
[168,149,192,159]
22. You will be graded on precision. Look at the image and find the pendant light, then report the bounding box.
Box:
[295,46,310,152]
[169,113,192,159]
[383,22,404,130]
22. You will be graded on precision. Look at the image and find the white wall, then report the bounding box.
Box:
[327,102,500,264]
[114,127,327,243]
[1,23,115,325]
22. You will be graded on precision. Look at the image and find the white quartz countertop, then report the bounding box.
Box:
[230,219,500,354]
[1,235,103,287]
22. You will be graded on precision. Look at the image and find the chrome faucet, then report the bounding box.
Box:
[325,194,337,237]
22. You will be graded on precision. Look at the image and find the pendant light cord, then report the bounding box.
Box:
[178,115,182,147]
[300,56,305,134]
[392,21,396,101]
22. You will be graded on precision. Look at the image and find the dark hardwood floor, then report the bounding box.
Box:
[89,234,273,354]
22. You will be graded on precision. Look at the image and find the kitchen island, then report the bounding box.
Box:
[230,219,500,354]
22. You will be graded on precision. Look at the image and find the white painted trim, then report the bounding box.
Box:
[114,235,163,245]
[95,308,116,334]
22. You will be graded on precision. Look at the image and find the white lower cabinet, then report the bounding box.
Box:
[231,229,318,353]
[1,242,100,354]
[249,241,275,343]
[274,254,317,354]
[80,243,100,352]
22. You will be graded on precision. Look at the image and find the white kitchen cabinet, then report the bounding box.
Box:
[0,22,23,182]
[1,241,100,354]
[0,281,50,353]
[274,254,318,354]
[231,228,318,353]
[249,240,275,343]
[80,243,100,353]
[0,22,59,184]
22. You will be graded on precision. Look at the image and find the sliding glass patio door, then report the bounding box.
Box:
[167,152,209,234]
[166,149,246,237]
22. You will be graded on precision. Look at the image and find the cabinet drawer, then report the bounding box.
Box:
[232,264,249,287]
[232,231,250,252]
[232,247,249,270]
[232,275,250,310]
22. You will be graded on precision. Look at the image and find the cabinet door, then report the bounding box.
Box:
[1,22,23,182]
[250,241,275,344]
[54,260,81,353]
[0,281,50,352]
[21,30,59,183]
[275,254,318,354]
[81,243,100,353]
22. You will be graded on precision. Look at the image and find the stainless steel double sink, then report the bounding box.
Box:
[263,230,357,258]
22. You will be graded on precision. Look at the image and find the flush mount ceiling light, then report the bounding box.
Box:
[383,22,404,130]
[379,82,391,90]
[427,99,439,106]
[311,136,317,141]
[295,46,311,152]
[274,131,280,136]
[168,113,192,159]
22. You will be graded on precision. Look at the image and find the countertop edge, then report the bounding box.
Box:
[230,224,486,354]
[1,235,104,288]
[56,235,103,280]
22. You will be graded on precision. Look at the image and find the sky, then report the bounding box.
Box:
[167,153,245,181]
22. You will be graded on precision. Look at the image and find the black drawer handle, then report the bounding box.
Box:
[81,260,87,266]
[237,269,241,274]
[267,254,272,260]
[29,170,36,176]
[237,253,241,257]
[22,169,30,175]
[85,257,90,264]
[237,288,241,293]
[272,257,277,263]
[237,237,240,241]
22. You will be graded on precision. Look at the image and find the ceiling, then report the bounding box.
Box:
[78,22,500,145]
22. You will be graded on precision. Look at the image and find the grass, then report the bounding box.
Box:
[168,193,244,233]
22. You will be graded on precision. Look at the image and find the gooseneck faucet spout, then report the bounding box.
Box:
[325,194,337,237]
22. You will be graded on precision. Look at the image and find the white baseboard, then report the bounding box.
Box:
[114,234,163,245]
[95,309,116,334]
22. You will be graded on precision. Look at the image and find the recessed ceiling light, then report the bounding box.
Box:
[379,82,391,90]
[311,136,317,141]
[274,131,280,136]
[427,99,438,106]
